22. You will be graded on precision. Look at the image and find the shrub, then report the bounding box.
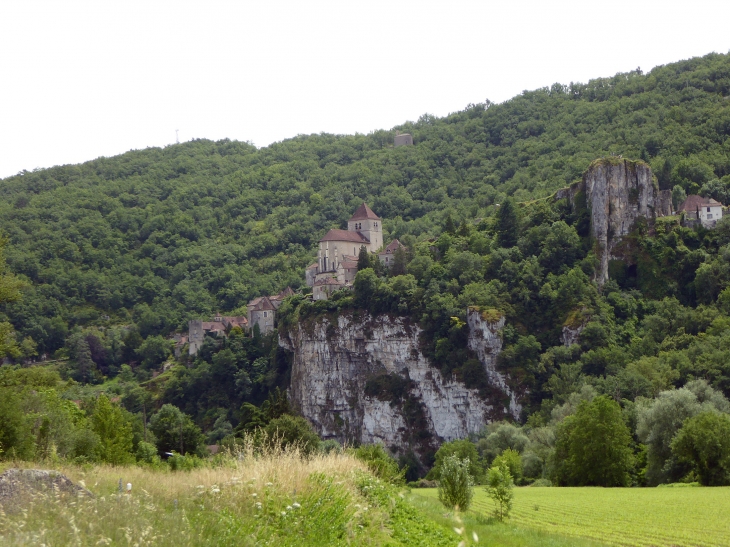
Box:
[429,439,484,483]
[492,448,523,484]
[353,444,405,485]
[486,460,514,520]
[263,415,321,455]
[437,454,474,511]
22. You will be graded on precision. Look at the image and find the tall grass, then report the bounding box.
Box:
[0,439,393,546]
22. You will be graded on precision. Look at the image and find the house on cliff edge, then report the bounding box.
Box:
[247,287,295,335]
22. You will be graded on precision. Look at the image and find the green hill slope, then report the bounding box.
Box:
[1,53,729,355]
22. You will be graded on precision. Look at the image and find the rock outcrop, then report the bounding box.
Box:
[281,312,518,453]
[466,308,522,418]
[558,158,672,285]
[0,469,93,512]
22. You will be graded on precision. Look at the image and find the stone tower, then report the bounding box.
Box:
[347,203,382,252]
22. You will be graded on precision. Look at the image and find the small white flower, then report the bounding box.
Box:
[281,511,287,516]
[255,502,262,509]
[472,531,479,542]
[252,493,257,498]
[286,505,292,511]
[453,527,463,535]
[265,482,273,487]
[211,488,220,494]
[292,502,301,509]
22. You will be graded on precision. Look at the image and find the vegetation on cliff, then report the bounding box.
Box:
[3,53,730,484]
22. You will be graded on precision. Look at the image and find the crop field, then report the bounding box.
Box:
[414,486,730,547]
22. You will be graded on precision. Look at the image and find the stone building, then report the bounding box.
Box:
[306,203,384,299]
[378,239,406,268]
[246,287,295,335]
[679,195,723,228]
[188,314,248,355]
[247,296,276,335]
[394,133,413,147]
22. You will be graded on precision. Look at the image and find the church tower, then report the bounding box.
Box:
[348,203,382,252]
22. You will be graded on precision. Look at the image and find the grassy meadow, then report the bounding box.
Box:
[415,486,730,547]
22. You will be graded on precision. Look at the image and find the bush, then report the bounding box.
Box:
[429,439,484,483]
[353,444,404,485]
[486,460,514,520]
[492,448,523,484]
[437,454,474,511]
[263,415,320,455]
[530,478,552,487]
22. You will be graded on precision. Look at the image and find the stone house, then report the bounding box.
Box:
[313,276,345,301]
[679,195,723,228]
[247,296,276,335]
[378,239,406,267]
[247,287,295,335]
[394,133,413,147]
[307,203,384,299]
[188,314,248,355]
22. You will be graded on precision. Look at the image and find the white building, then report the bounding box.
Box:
[679,195,723,228]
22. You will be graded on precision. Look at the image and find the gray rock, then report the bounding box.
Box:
[0,468,93,512]
[281,312,518,454]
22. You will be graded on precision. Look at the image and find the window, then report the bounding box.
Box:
[708,214,713,219]
[708,207,711,212]
[264,312,267,317]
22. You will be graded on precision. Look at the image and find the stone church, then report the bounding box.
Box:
[307,203,383,300]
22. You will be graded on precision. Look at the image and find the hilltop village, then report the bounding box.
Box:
[184,188,724,354]
[186,202,405,353]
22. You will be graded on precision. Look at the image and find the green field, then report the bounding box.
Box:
[414,487,730,547]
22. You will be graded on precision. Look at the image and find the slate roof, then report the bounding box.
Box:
[319,229,370,244]
[248,296,276,311]
[379,239,405,256]
[678,195,723,212]
[349,203,380,221]
[271,287,295,300]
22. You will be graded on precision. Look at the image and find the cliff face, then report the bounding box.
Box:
[559,159,672,285]
[281,312,519,453]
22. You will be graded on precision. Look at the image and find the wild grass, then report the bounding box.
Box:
[0,440,392,547]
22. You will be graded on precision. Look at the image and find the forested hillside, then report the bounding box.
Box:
[2,53,730,484]
[1,53,729,357]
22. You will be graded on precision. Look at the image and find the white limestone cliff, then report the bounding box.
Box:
[281,312,518,451]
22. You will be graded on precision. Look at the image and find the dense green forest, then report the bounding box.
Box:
[2,52,730,484]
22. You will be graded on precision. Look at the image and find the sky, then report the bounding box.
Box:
[1,0,729,179]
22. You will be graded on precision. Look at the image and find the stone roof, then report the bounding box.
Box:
[306,262,318,270]
[248,296,276,311]
[222,316,248,328]
[340,260,358,269]
[349,203,380,221]
[271,287,295,300]
[678,195,723,212]
[379,239,405,256]
[319,229,370,244]
[201,322,226,332]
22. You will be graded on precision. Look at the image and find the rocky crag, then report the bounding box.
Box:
[557,158,673,285]
[281,310,519,455]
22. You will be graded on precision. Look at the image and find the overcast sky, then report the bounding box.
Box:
[1,0,729,179]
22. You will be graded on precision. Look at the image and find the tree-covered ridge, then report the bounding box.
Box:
[1,53,729,358]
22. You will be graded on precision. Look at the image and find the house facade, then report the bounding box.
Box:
[246,287,295,335]
[378,239,406,267]
[679,195,724,228]
[188,314,248,355]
